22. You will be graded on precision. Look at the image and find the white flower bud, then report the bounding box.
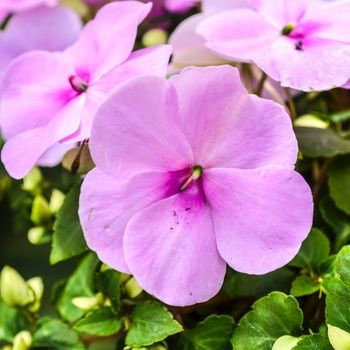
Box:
[12,331,32,350]
[272,335,300,350]
[328,324,350,350]
[125,277,143,298]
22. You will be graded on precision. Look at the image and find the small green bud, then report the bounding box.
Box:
[294,114,329,129]
[26,277,44,313]
[328,324,350,350]
[272,335,300,350]
[72,292,104,312]
[12,331,32,350]
[124,277,143,298]
[2,346,13,350]
[0,266,33,307]
[22,167,42,193]
[142,29,168,47]
[27,227,51,245]
[30,195,51,225]
[120,273,131,283]
[49,189,65,214]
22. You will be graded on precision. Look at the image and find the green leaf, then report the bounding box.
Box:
[75,307,122,336]
[335,245,350,289]
[292,334,332,349]
[329,155,350,215]
[320,196,350,250]
[223,267,295,298]
[171,315,234,350]
[326,293,350,333]
[319,255,336,278]
[231,292,303,350]
[50,181,87,264]
[290,275,320,297]
[289,229,330,272]
[53,253,99,322]
[294,127,350,158]
[322,276,350,298]
[0,298,26,342]
[32,317,85,349]
[126,301,183,347]
[96,269,121,314]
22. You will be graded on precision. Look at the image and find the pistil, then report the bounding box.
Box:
[69,75,88,93]
[181,165,203,191]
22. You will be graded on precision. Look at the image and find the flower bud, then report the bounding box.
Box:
[27,227,51,245]
[72,293,103,312]
[272,335,300,350]
[125,277,143,298]
[22,167,42,193]
[26,277,44,313]
[30,195,51,225]
[12,331,32,350]
[49,189,65,214]
[294,114,329,129]
[142,29,168,48]
[328,324,350,350]
[0,266,33,308]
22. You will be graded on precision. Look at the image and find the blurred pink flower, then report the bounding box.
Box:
[0,0,58,18]
[0,1,172,179]
[79,65,313,306]
[197,0,350,91]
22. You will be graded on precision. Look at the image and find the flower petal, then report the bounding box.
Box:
[124,182,226,306]
[66,1,152,82]
[256,36,350,91]
[90,75,193,179]
[1,95,84,179]
[63,44,172,143]
[203,166,313,274]
[0,51,76,139]
[197,9,277,62]
[170,65,298,169]
[79,168,190,274]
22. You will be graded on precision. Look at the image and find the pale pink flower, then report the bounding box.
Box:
[79,65,313,306]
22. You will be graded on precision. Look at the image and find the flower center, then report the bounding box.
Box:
[180,165,203,191]
[69,75,88,93]
[281,23,295,36]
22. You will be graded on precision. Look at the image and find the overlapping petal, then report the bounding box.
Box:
[203,166,313,274]
[79,168,190,273]
[170,66,298,169]
[124,182,226,306]
[90,75,193,179]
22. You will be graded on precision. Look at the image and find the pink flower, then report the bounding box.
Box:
[79,65,313,306]
[197,0,350,91]
[0,0,58,16]
[0,1,172,179]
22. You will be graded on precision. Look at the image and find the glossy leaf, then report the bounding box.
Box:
[329,155,350,215]
[290,275,320,297]
[52,253,99,322]
[294,127,350,158]
[231,292,303,350]
[171,315,235,350]
[292,334,332,349]
[32,317,85,349]
[0,298,25,342]
[125,301,183,347]
[289,229,330,272]
[50,180,87,264]
[96,269,121,314]
[75,307,123,336]
[335,245,350,289]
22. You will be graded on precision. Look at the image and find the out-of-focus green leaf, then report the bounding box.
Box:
[294,127,350,158]
[319,255,336,278]
[335,245,350,289]
[320,197,350,251]
[97,269,121,314]
[292,334,332,349]
[52,253,99,322]
[50,181,87,264]
[329,155,350,215]
[322,277,350,298]
[290,275,320,297]
[289,229,330,272]
[223,267,295,298]
[125,301,183,347]
[231,292,303,350]
[171,315,234,350]
[31,317,85,349]
[326,293,350,333]
[75,307,122,336]
[0,298,26,342]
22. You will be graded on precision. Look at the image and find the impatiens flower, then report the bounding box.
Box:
[0,0,58,17]
[197,0,350,91]
[0,1,172,179]
[79,65,313,306]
